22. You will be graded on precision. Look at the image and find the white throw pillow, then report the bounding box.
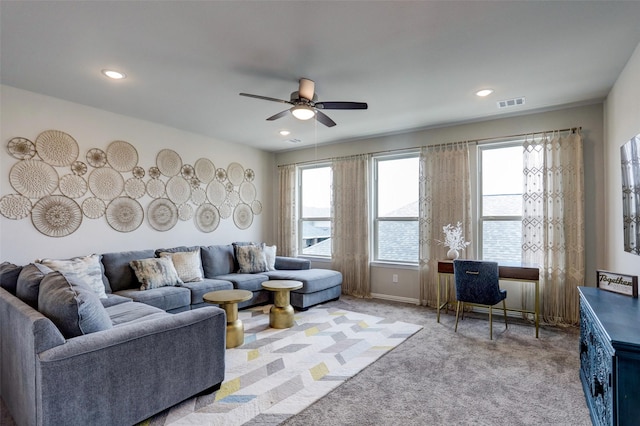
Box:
[261,244,277,271]
[38,254,108,299]
[159,249,204,283]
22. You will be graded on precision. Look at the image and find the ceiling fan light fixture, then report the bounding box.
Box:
[291,105,315,120]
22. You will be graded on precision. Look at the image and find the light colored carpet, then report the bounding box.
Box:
[144,303,422,425]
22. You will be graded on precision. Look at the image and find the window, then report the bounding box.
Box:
[479,144,522,262]
[299,165,332,257]
[373,155,419,263]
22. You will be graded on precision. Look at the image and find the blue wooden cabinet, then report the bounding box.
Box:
[579,287,640,426]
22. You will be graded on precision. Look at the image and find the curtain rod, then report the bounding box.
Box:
[277,126,581,168]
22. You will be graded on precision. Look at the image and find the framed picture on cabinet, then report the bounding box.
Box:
[596,269,638,297]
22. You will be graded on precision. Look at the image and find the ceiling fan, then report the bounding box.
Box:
[239,78,367,127]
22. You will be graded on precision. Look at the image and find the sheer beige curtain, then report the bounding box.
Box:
[331,155,370,297]
[419,142,473,306]
[522,131,584,325]
[277,164,297,257]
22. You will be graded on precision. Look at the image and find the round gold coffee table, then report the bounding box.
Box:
[261,280,303,329]
[203,289,252,348]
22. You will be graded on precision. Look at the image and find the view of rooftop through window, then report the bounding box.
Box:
[481,145,523,262]
[300,166,332,256]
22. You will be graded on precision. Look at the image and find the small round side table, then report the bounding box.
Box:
[261,280,303,329]
[203,289,252,348]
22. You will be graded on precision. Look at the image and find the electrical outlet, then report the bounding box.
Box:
[392,274,398,283]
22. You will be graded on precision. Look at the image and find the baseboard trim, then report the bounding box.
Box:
[370,293,420,305]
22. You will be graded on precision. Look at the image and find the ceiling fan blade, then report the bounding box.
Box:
[239,93,292,105]
[315,110,336,127]
[315,101,368,110]
[298,78,315,101]
[266,109,290,121]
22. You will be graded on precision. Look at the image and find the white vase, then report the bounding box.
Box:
[446,248,459,260]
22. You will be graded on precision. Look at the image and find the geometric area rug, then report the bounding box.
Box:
[142,304,422,426]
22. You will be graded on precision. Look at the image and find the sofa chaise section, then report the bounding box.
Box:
[0,285,227,426]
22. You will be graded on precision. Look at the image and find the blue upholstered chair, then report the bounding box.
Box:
[453,260,507,340]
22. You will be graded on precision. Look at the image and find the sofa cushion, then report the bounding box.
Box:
[235,244,268,273]
[113,286,191,311]
[38,271,113,338]
[262,244,277,271]
[158,248,204,283]
[105,300,169,326]
[101,249,156,292]
[38,254,108,299]
[100,293,133,308]
[181,278,234,305]
[16,263,49,308]
[214,273,270,292]
[0,261,23,294]
[264,269,343,293]
[129,257,183,290]
[201,244,235,277]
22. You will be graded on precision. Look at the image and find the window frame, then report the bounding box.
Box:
[477,141,523,262]
[372,152,420,264]
[297,163,332,258]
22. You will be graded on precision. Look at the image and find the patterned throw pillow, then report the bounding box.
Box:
[159,249,203,283]
[38,254,107,299]
[261,244,277,271]
[236,245,268,274]
[129,257,183,290]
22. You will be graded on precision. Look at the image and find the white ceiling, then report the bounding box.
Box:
[2,1,640,152]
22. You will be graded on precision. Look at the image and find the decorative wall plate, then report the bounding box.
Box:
[251,200,263,215]
[245,168,255,182]
[218,203,232,219]
[178,203,194,221]
[124,177,146,199]
[191,187,206,205]
[166,176,191,205]
[59,174,88,199]
[106,197,143,232]
[88,167,124,200]
[226,190,240,207]
[215,168,227,182]
[7,137,36,160]
[156,149,182,177]
[239,181,257,203]
[31,195,82,237]
[227,162,245,186]
[148,166,161,179]
[190,177,201,189]
[233,203,253,230]
[181,164,195,180]
[71,161,87,176]
[86,148,107,168]
[132,166,145,179]
[225,182,234,193]
[10,159,58,198]
[146,178,165,198]
[195,203,220,233]
[206,180,226,206]
[194,158,215,183]
[82,197,106,219]
[148,198,178,231]
[35,130,79,166]
[106,140,138,172]
[0,194,31,220]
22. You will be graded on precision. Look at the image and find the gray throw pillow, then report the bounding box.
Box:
[38,271,113,339]
[129,257,183,290]
[16,263,49,308]
[0,261,23,295]
[235,244,268,274]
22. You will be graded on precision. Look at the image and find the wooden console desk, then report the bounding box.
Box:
[437,260,540,338]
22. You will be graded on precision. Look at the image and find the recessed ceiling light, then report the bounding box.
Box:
[101,69,126,80]
[279,130,291,136]
[476,89,494,97]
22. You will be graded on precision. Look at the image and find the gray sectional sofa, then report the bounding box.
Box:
[0,242,342,426]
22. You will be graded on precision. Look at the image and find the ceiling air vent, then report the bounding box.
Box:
[497,97,525,109]
[288,138,303,144]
